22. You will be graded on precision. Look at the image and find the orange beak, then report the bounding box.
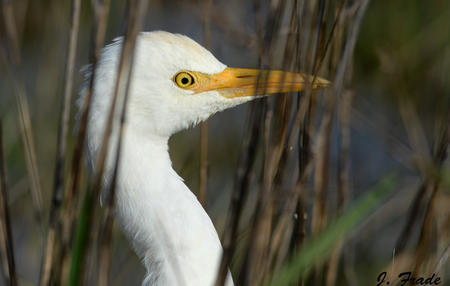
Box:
[189,68,330,98]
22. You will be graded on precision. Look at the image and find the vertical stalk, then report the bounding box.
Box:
[0,121,17,286]
[40,0,82,284]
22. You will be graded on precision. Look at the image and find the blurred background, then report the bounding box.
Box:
[0,0,449,285]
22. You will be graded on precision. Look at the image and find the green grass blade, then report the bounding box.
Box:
[269,175,396,286]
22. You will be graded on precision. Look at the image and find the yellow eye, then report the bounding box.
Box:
[174,72,195,88]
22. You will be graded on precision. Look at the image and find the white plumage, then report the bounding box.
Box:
[79,31,328,286]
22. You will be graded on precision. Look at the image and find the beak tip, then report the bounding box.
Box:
[318,78,331,88]
[307,76,331,89]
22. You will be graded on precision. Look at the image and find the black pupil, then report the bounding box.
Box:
[181,76,189,85]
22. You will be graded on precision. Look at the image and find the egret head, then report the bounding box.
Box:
[85,31,329,139]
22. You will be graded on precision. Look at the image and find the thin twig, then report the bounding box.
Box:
[97,1,148,285]
[58,0,111,282]
[1,0,44,249]
[215,103,264,286]
[1,0,20,65]
[326,90,353,286]
[237,0,289,284]
[40,0,82,284]
[398,97,432,174]
[413,115,449,274]
[0,120,17,286]
[215,1,272,284]
[394,181,428,253]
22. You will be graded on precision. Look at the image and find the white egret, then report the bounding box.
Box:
[79,31,328,286]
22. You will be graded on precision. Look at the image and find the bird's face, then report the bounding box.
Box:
[92,31,329,138]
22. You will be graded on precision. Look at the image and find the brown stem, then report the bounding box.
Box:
[0,120,17,286]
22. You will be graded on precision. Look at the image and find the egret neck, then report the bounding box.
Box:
[114,129,228,286]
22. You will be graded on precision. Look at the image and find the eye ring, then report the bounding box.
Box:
[174,72,195,88]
